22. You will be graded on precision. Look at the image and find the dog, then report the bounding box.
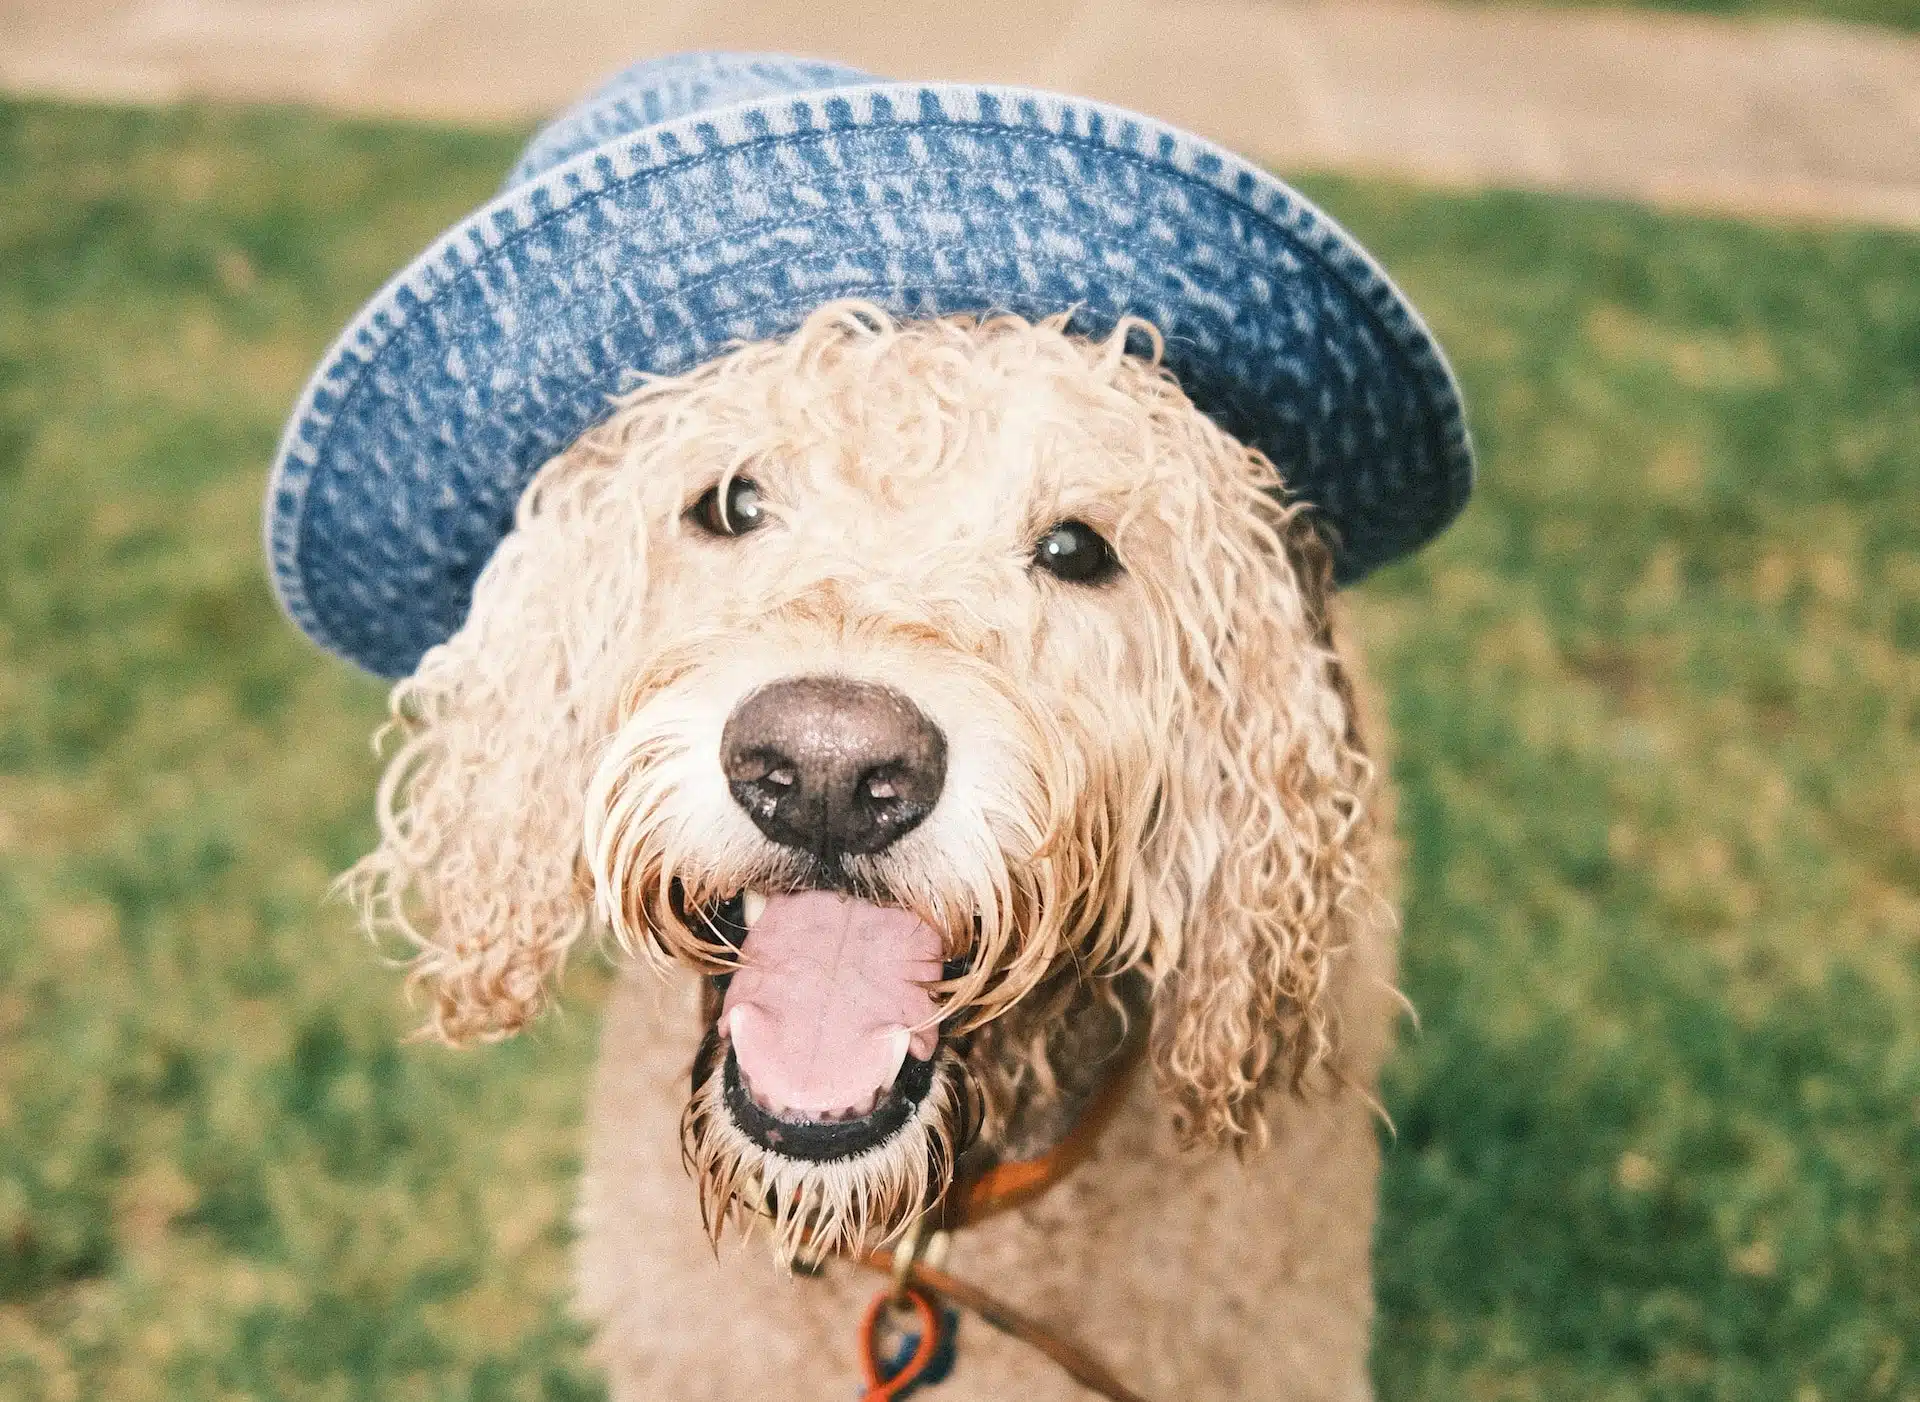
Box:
[266,50,1472,1401]
[338,302,1398,1399]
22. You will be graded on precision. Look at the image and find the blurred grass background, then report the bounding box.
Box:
[1520,0,1920,31]
[0,98,1915,1402]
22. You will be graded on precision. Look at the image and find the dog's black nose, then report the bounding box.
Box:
[721,677,946,858]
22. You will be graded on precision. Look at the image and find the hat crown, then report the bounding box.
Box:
[505,51,879,189]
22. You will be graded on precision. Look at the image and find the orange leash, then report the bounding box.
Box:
[858,1284,945,1400]
[857,1249,1153,1402]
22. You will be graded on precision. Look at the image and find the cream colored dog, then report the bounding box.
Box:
[346,300,1397,1401]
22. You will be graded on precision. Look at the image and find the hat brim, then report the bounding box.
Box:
[267,83,1473,678]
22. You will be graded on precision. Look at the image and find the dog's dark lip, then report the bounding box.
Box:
[698,890,751,950]
[721,1044,937,1162]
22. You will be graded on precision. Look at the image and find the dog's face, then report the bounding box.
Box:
[346,303,1376,1260]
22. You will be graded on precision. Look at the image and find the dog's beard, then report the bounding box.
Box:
[680,1020,975,1262]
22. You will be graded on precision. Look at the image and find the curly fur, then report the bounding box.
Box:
[344,301,1383,1262]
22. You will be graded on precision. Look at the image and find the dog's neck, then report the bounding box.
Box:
[954,972,1150,1185]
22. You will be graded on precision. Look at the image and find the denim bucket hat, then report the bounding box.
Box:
[268,51,1474,678]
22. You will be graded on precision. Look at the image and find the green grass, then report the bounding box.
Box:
[1483,0,1920,33]
[1318,182,1920,1400]
[0,99,1915,1402]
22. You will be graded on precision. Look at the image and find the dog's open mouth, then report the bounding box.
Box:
[707,889,945,1163]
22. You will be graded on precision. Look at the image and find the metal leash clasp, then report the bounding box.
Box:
[888,1214,952,1302]
[889,1214,925,1303]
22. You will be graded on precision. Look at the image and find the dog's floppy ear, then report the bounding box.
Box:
[1148,504,1378,1147]
[341,446,640,1044]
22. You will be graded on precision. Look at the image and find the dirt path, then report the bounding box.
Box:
[3,0,1917,228]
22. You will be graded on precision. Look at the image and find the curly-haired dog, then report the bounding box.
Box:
[267,50,1473,1402]
[344,302,1396,1400]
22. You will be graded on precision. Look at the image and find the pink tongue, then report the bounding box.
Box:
[721,892,942,1121]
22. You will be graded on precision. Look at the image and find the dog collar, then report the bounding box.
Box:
[934,1035,1148,1231]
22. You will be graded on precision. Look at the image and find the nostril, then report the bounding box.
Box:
[725,746,797,787]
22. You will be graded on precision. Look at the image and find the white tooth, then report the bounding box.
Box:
[880,1026,911,1089]
[741,890,768,927]
[726,1006,747,1043]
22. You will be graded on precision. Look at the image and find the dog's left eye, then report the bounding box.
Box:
[1033,520,1119,585]
[688,477,768,538]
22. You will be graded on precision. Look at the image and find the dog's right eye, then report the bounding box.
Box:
[688,477,768,538]
[1033,519,1119,585]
